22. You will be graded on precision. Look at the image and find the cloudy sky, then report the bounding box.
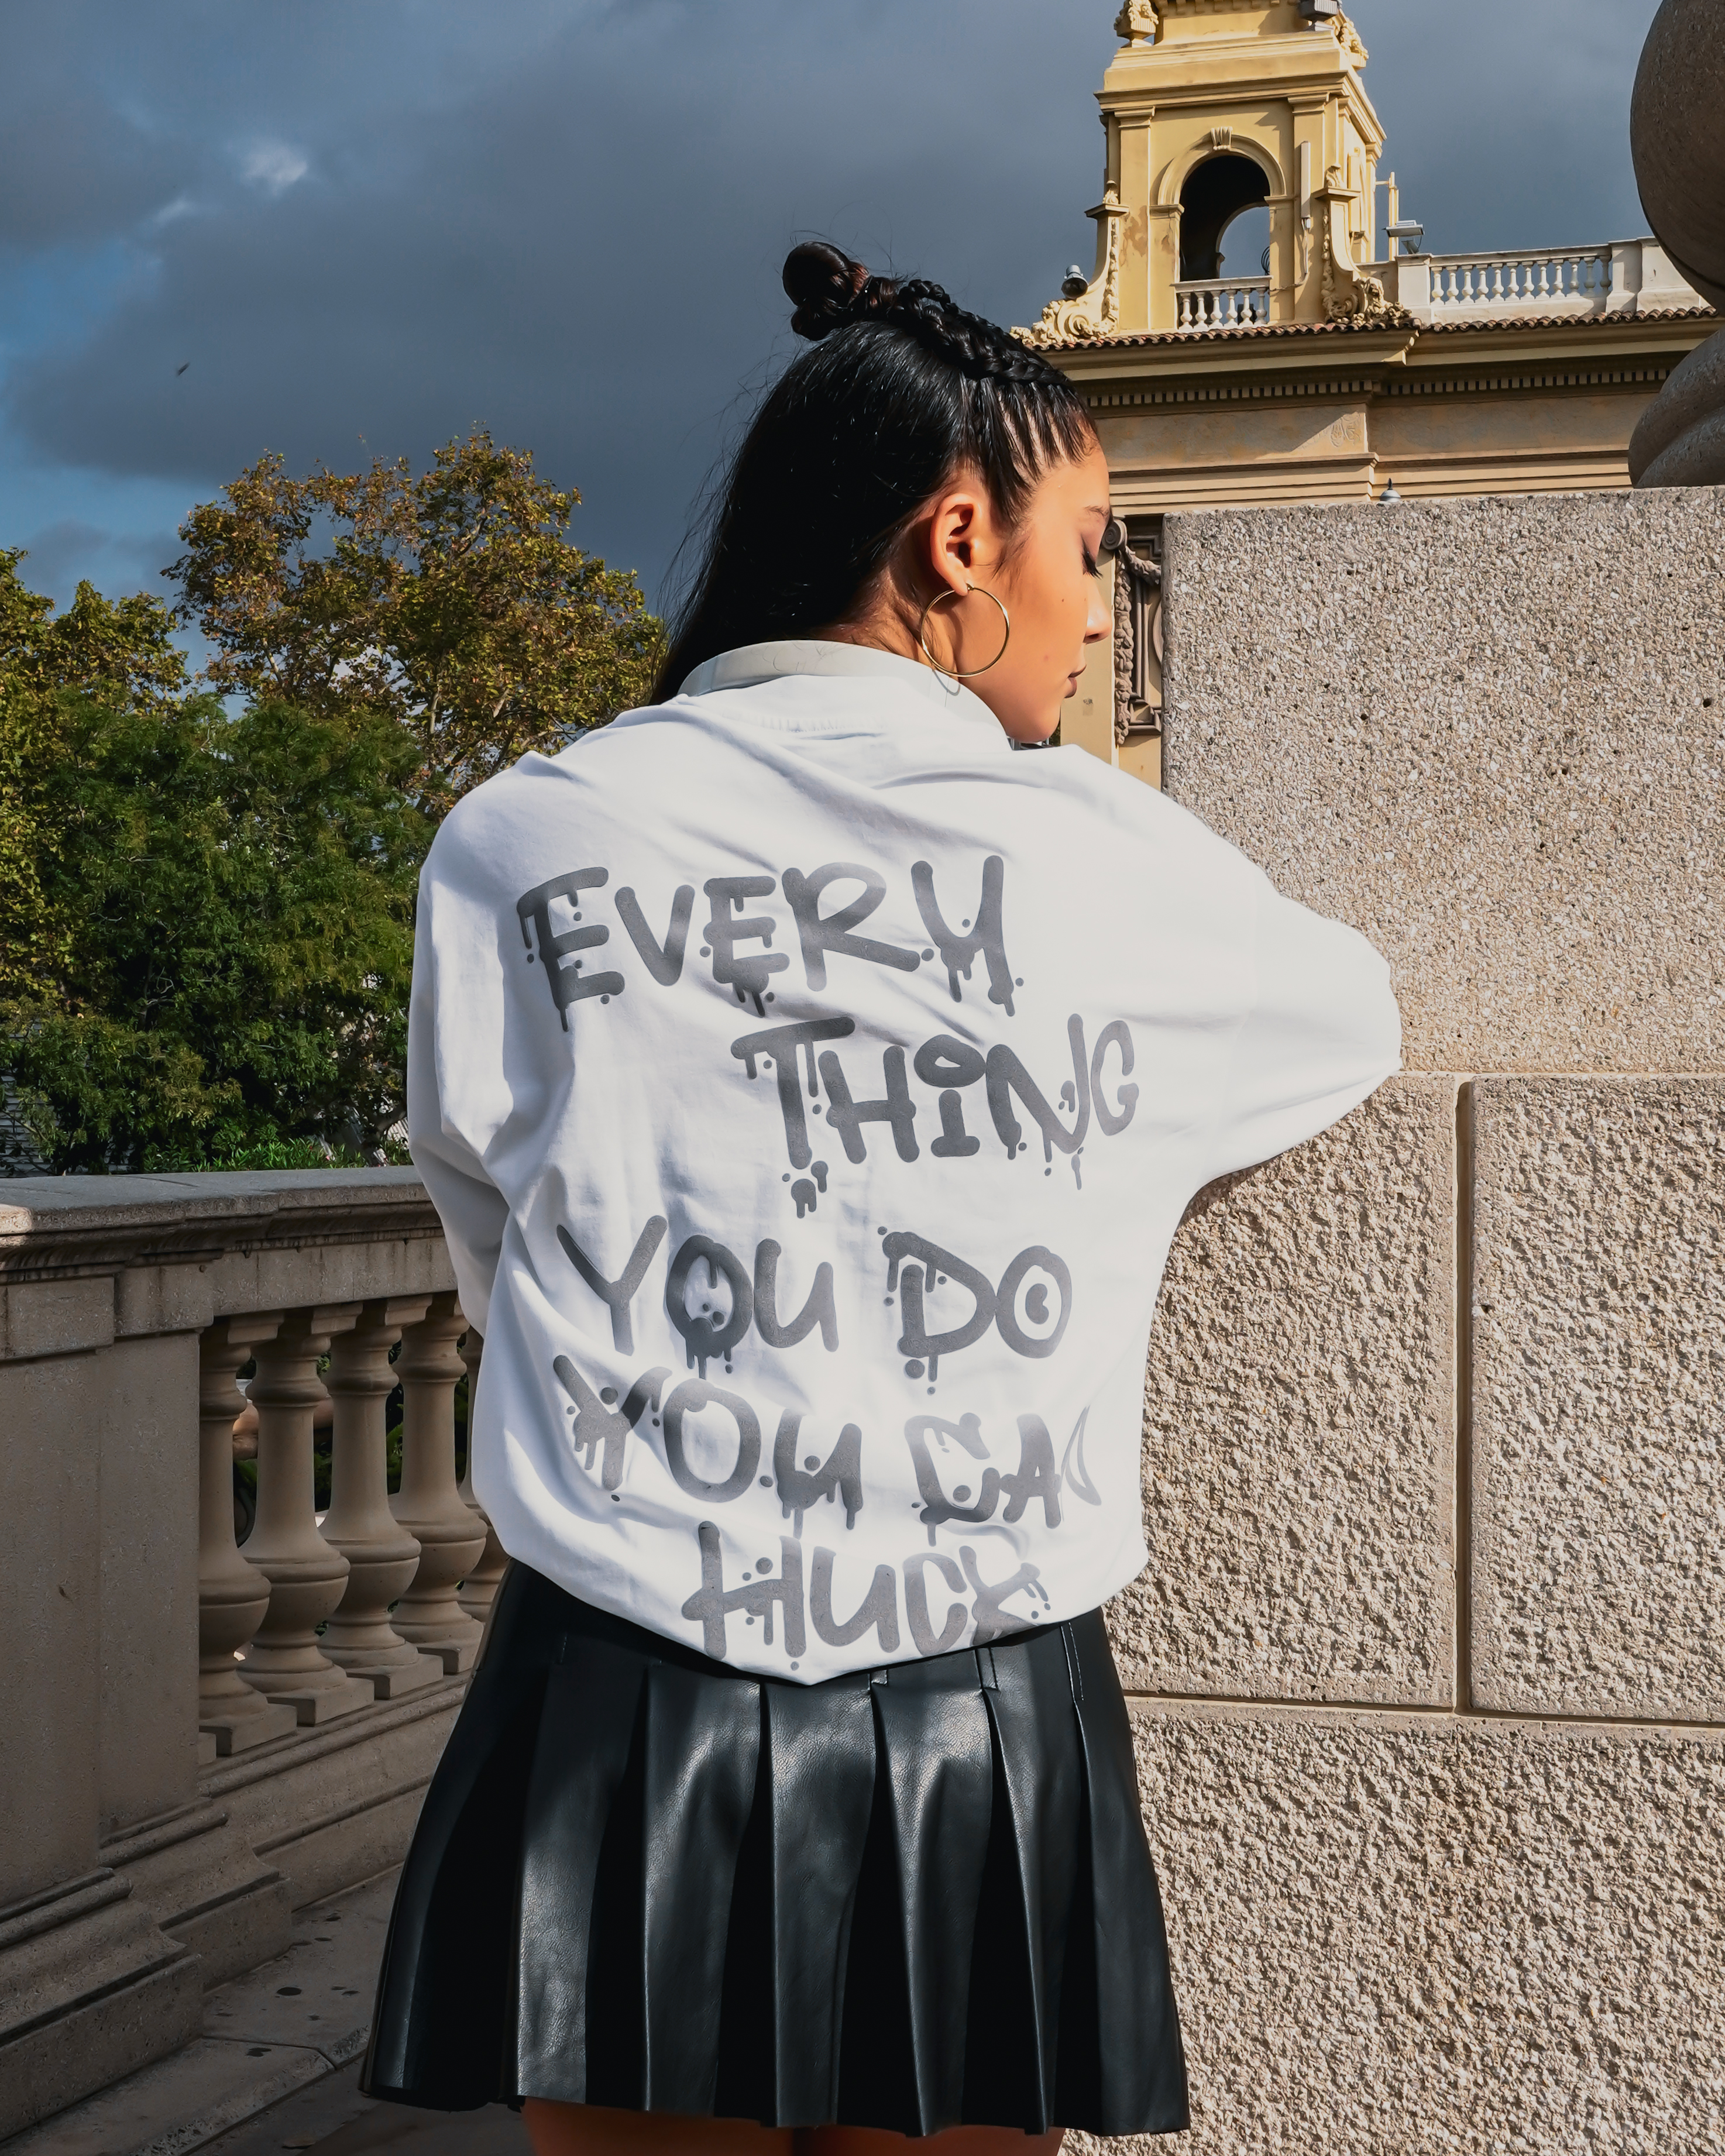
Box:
[0,0,1665,625]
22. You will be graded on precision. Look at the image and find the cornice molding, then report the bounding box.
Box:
[0,1170,442,1284]
[1077,363,1677,411]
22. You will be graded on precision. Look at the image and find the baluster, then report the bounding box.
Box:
[392,1294,487,1671]
[197,1315,301,1754]
[319,1298,445,1698]
[456,1328,510,1622]
[239,1305,374,1722]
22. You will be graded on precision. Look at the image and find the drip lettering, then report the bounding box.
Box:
[516,869,625,1024]
[782,862,920,989]
[615,883,696,986]
[910,855,1015,1013]
[557,1215,667,1354]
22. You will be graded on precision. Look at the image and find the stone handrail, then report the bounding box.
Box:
[1372,235,1707,325]
[0,1171,505,2141]
[1174,276,1271,329]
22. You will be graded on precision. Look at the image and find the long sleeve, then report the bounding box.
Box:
[1195,868,1402,1189]
[406,868,511,1336]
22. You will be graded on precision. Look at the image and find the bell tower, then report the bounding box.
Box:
[1019,0,1395,345]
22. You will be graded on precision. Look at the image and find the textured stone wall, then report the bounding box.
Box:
[1099,490,1725,2154]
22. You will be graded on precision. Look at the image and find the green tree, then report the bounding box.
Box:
[0,553,427,1171]
[168,429,662,817]
[0,549,190,1000]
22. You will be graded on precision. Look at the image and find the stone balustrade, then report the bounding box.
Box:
[0,1172,497,2141]
[1374,234,1706,325]
[1174,275,1271,329]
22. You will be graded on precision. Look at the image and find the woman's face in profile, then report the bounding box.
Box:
[915,439,1115,745]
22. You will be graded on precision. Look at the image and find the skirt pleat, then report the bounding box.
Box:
[640,1659,760,2114]
[867,1665,995,2136]
[362,1563,1188,2138]
[975,1639,1084,2129]
[760,1677,875,2126]
[513,1636,644,2105]
[1062,1612,1189,2136]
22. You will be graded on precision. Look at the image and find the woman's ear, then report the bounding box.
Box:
[921,479,989,595]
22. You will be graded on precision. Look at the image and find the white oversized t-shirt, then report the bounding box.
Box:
[410,641,1400,1682]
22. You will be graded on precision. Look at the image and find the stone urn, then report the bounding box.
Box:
[1628,0,1725,486]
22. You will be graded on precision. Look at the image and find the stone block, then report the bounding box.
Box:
[222,1234,457,1323]
[0,1873,202,2141]
[1160,489,1725,1073]
[1469,1077,1725,1720]
[1098,1701,1725,2156]
[1111,1077,1456,1707]
[113,1261,219,1339]
[104,1801,293,1992]
[99,1334,201,1839]
[0,1354,105,1904]
[209,1684,463,1912]
[0,1277,114,1361]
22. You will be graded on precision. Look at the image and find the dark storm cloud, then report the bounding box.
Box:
[0,0,1668,607]
[3,0,1110,597]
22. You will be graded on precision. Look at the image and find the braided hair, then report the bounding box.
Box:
[651,241,1096,700]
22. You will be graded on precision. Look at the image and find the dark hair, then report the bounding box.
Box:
[651,242,1096,700]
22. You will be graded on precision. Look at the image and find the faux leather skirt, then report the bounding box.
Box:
[362,1562,1188,2137]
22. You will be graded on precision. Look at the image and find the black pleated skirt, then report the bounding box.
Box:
[362,1562,1188,2138]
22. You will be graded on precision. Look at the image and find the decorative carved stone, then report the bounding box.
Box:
[1332,9,1368,65]
[1629,0,1725,486]
[1631,0,1725,308]
[239,1304,375,1725]
[1114,0,1158,46]
[319,1297,444,1698]
[1015,187,1128,348]
[1321,170,1414,326]
[197,1313,299,1755]
[391,1294,487,1671]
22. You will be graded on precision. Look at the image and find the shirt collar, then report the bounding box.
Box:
[679,639,1005,737]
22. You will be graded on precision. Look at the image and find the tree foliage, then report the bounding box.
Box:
[168,429,662,815]
[1,550,191,1001]
[4,432,658,1171]
[0,552,426,1171]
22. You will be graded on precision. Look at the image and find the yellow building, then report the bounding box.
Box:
[1025,0,1719,777]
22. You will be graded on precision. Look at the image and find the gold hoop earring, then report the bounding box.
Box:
[918,582,1011,680]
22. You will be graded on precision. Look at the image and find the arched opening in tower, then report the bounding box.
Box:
[1178,154,1271,282]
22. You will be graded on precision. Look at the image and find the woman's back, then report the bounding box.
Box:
[412,637,1397,1680]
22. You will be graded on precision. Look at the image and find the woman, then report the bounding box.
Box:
[363,242,1400,2155]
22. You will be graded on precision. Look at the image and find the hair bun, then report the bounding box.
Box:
[783,241,874,341]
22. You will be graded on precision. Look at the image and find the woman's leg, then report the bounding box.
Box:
[523,2100,793,2156]
[803,2131,1063,2156]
